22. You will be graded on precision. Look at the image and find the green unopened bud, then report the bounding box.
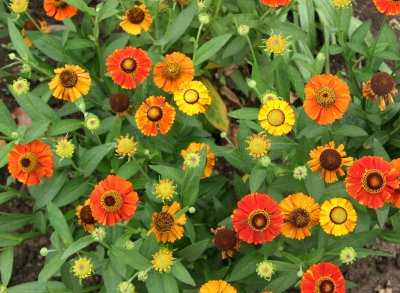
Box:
[184,152,201,168]
[260,156,272,168]
[316,52,326,61]
[297,268,304,278]
[340,247,357,265]
[261,92,279,104]
[85,113,100,131]
[40,247,48,257]
[0,284,7,293]
[143,149,151,157]
[256,261,275,280]
[91,227,106,242]
[11,132,19,139]
[293,166,308,180]
[8,53,16,60]
[247,79,257,89]
[137,271,148,282]
[237,24,250,36]
[188,207,196,214]
[124,240,135,250]
[198,13,210,25]
[21,64,32,74]
[118,281,135,293]
[220,131,227,139]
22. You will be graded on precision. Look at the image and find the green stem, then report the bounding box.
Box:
[213,0,222,20]
[245,35,257,63]
[193,23,204,62]
[133,157,150,180]
[24,11,41,31]
[368,15,387,68]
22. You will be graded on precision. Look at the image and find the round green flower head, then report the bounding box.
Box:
[91,227,106,242]
[340,247,357,265]
[256,260,275,280]
[12,77,30,95]
[137,271,148,282]
[293,166,308,180]
[118,281,135,293]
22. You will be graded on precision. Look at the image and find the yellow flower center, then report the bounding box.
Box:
[247,135,271,157]
[248,209,270,231]
[120,57,137,74]
[184,89,200,104]
[152,249,174,272]
[100,190,123,212]
[289,208,310,228]
[59,69,78,88]
[147,106,163,122]
[80,205,96,224]
[71,257,93,280]
[315,277,336,293]
[265,35,286,55]
[319,149,342,171]
[316,86,336,107]
[155,180,176,200]
[10,0,29,13]
[52,0,67,8]
[154,212,174,232]
[329,206,347,224]
[18,152,39,173]
[162,62,181,80]
[362,169,386,193]
[127,7,145,24]
[332,0,352,8]
[267,109,285,126]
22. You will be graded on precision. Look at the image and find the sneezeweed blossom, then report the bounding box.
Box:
[152,247,174,272]
[84,113,100,131]
[199,280,237,293]
[110,93,131,121]
[308,141,353,184]
[279,193,320,240]
[260,0,291,7]
[55,138,74,159]
[181,142,215,178]
[118,281,135,293]
[8,140,54,186]
[115,135,137,158]
[211,226,241,259]
[303,74,350,125]
[374,0,400,15]
[332,0,352,8]
[49,65,91,102]
[12,77,30,95]
[345,156,399,209]
[147,201,187,243]
[387,158,400,208]
[232,193,283,245]
[10,0,28,13]
[91,227,106,242]
[183,152,201,168]
[264,34,287,55]
[320,198,357,236]
[362,72,398,111]
[70,257,93,282]
[90,175,139,226]
[340,247,357,265]
[246,133,271,158]
[256,260,275,280]
[76,199,96,232]
[300,262,345,293]
[135,96,176,136]
[153,52,194,93]
[106,47,151,90]
[154,179,176,201]
[173,81,212,115]
[120,4,152,35]
[293,166,308,180]
[43,0,78,20]
[258,99,296,136]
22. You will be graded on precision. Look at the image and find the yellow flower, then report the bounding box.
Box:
[12,77,30,95]
[258,99,295,136]
[71,257,93,281]
[173,81,212,115]
[246,133,271,158]
[85,113,100,131]
[10,0,29,13]
[265,34,287,55]
[320,198,357,236]
[115,135,137,158]
[55,138,75,159]
[199,280,237,293]
[332,0,352,8]
[340,247,357,265]
[181,142,215,178]
[256,261,275,280]
[120,4,153,35]
[152,248,174,272]
[154,179,176,200]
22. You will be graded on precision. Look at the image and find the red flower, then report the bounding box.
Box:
[387,158,400,208]
[231,193,283,245]
[300,262,345,293]
[106,47,151,89]
[374,0,400,16]
[260,0,291,7]
[345,156,399,209]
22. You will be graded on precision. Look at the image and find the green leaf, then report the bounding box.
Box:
[228,108,259,120]
[25,121,50,142]
[52,177,90,208]
[228,251,262,282]
[111,247,151,271]
[62,236,94,260]
[334,125,368,137]
[102,264,122,293]
[0,246,14,286]
[64,0,96,15]
[376,205,390,228]
[46,119,82,137]
[146,270,179,293]
[79,143,115,177]
[8,281,69,293]
[178,239,210,262]
[0,101,17,136]
[194,34,232,66]
[0,142,15,168]
[350,19,372,44]
[0,213,33,233]
[373,138,390,161]
[38,254,65,284]
[305,172,325,201]
[47,202,73,245]
[149,165,184,185]
[8,18,30,61]
[171,261,195,286]
[249,167,267,192]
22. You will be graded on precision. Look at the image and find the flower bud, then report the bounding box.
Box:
[188,207,196,214]
[184,152,201,168]
[118,281,135,293]
[85,113,100,131]
[316,52,326,61]
[256,261,275,280]
[91,227,106,242]
[237,24,250,36]
[8,53,16,60]
[220,131,227,139]
[340,247,357,265]
[40,247,48,257]
[198,13,210,25]
[0,284,7,293]
[12,77,30,95]
[297,268,304,278]
[137,271,148,282]
[21,64,31,73]
[11,132,19,139]
[247,79,257,89]
[124,240,135,250]
[293,166,308,180]
[260,156,272,168]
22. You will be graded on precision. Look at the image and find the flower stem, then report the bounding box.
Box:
[245,35,257,64]
[24,11,41,31]
[193,23,204,63]
[368,15,387,68]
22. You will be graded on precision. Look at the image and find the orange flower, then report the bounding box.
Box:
[106,47,151,90]
[153,52,194,93]
[300,262,345,293]
[76,199,96,232]
[260,0,291,7]
[135,96,176,136]
[345,156,399,209]
[8,140,54,186]
[232,193,283,245]
[43,0,78,21]
[388,158,400,208]
[211,226,240,259]
[89,175,139,226]
[374,0,400,15]
[304,74,350,125]
[363,72,398,111]
[181,142,215,178]
[22,19,51,47]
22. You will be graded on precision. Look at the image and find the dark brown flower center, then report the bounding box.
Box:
[316,86,336,107]
[162,62,181,80]
[18,152,39,173]
[184,89,200,104]
[248,209,270,232]
[316,277,336,293]
[147,106,163,122]
[154,212,174,232]
[24,19,36,31]
[289,208,310,228]
[110,93,130,112]
[214,228,237,251]
[267,109,285,126]
[329,207,347,225]
[120,57,137,74]
[371,72,395,96]
[319,149,342,171]
[362,169,386,193]
[100,190,123,212]
[59,70,78,88]
[127,7,145,24]
[80,205,96,224]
